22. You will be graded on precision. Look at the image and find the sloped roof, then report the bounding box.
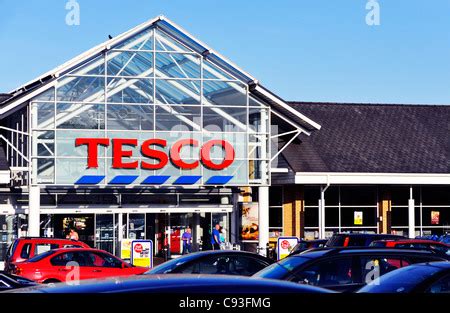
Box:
[284,102,450,174]
[0,16,319,132]
[0,93,11,104]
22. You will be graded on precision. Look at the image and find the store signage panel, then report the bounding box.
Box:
[277,237,299,260]
[68,133,248,186]
[131,240,153,268]
[240,202,259,242]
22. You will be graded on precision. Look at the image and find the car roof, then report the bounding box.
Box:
[47,247,103,253]
[10,275,335,293]
[374,239,450,245]
[15,237,84,243]
[169,250,269,259]
[330,233,404,238]
[297,246,444,258]
[414,261,450,269]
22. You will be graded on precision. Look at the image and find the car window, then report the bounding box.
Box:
[20,243,32,259]
[427,274,450,293]
[34,244,58,256]
[87,252,123,268]
[228,256,268,276]
[63,244,84,249]
[360,257,410,284]
[28,250,57,262]
[290,257,356,287]
[50,252,88,267]
[396,243,427,249]
[178,255,234,275]
[429,245,450,255]
[348,237,368,247]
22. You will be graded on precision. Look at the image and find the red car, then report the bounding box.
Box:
[370,239,450,257]
[5,237,90,272]
[10,248,148,284]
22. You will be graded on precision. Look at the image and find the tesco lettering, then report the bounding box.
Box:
[75,138,235,171]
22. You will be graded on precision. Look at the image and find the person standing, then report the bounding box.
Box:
[66,228,79,241]
[211,224,221,250]
[182,227,192,254]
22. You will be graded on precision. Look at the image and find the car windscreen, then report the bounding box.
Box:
[292,242,309,251]
[358,265,442,293]
[27,250,57,262]
[253,256,310,279]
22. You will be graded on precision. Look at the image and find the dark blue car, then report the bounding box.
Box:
[7,274,335,294]
[358,261,450,293]
[146,250,273,276]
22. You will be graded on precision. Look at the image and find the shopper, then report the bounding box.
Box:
[211,224,221,250]
[182,227,192,254]
[66,228,79,241]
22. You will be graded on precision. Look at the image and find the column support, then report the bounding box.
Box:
[28,185,40,237]
[318,185,329,239]
[258,186,269,256]
[408,186,415,238]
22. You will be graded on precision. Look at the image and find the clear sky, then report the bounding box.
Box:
[0,0,449,104]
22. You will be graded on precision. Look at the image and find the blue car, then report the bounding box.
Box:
[146,250,273,276]
[358,261,450,293]
[7,274,335,294]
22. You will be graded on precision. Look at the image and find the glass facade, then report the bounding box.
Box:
[304,186,379,239]
[30,27,270,187]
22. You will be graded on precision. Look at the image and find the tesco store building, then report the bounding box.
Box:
[2,16,450,267]
[0,16,321,266]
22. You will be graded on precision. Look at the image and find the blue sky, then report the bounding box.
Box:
[0,0,449,104]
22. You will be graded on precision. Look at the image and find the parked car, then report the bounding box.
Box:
[440,235,450,245]
[358,261,450,293]
[5,237,90,272]
[253,247,447,292]
[289,240,328,256]
[370,239,450,258]
[325,233,404,247]
[146,250,273,276]
[9,248,148,284]
[7,274,335,293]
[0,271,37,291]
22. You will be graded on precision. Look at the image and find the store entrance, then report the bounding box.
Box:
[154,212,230,257]
[42,214,120,255]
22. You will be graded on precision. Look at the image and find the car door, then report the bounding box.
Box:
[288,256,360,292]
[358,254,413,290]
[49,251,91,282]
[83,251,126,278]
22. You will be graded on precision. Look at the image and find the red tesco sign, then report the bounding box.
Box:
[75,138,235,171]
[134,243,143,253]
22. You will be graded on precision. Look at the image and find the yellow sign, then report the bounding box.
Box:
[121,239,132,259]
[131,240,153,268]
[354,211,363,225]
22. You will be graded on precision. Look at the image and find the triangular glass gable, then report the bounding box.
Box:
[68,55,105,76]
[203,59,235,80]
[114,27,154,51]
[155,29,189,52]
